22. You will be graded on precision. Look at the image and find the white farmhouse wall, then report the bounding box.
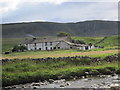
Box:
[27,44,36,50]
[25,40,95,51]
[44,41,59,50]
[82,47,86,50]
[76,47,82,50]
[26,41,60,50]
[87,45,95,50]
[27,44,31,50]
[88,46,91,50]
[36,43,42,50]
[91,45,95,49]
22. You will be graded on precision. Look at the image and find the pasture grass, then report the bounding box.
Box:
[2,49,118,59]
[72,36,103,44]
[2,35,119,87]
[2,57,119,86]
[96,35,119,47]
[2,38,24,52]
[2,35,119,59]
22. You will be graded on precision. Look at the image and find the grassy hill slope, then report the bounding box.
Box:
[2,20,118,38]
[72,36,103,45]
[96,35,119,47]
[2,38,24,52]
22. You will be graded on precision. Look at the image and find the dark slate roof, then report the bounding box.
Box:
[22,36,71,44]
[54,40,88,47]
[63,41,88,47]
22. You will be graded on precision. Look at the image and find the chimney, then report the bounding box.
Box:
[33,38,36,40]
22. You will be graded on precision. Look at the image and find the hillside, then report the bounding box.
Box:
[2,35,119,52]
[2,20,118,38]
[96,35,119,47]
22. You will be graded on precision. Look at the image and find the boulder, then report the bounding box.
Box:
[110,84,120,90]
[31,83,40,86]
[66,82,71,86]
[48,79,54,83]
[33,86,39,89]
[60,84,65,87]
[82,76,85,79]
[84,78,92,82]
[112,80,120,83]
[40,82,47,85]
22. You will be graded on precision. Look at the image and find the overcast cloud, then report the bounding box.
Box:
[0,0,119,24]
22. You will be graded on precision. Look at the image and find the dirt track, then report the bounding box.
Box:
[2,50,118,59]
[44,50,118,58]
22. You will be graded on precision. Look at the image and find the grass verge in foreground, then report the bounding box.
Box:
[2,54,119,87]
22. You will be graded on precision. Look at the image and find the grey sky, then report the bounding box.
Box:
[1,0,118,24]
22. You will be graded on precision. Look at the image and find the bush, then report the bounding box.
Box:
[90,70,99,75]
[72,40,86,44]
[4,67,15,72]
[12,45,27,52]
[57,32,70,37]
[97,68,112,75]
[116,69,120,74]
[106,67,116,72]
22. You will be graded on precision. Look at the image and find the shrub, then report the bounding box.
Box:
[90,70,99,75]
[4,67,15,72]
[12,45,27,52]
[106,67,116,72]
[97,68,112,75]
[57,32,70,37]
[72,40,86,44]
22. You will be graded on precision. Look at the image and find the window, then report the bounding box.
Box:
[35,47,37,50]
[46,47,48,50]
[58,47,60,49]
[70,47,72,49]
[39,48,41,50]
[34,43,36,46]
[54,47,56,49]
[50,42,52,45]
[90,46,91,48]
[50,47,52,50]
[45,42,47,46]
[85,46,88,50]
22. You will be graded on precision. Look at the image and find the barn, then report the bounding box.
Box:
[21,36,95,51]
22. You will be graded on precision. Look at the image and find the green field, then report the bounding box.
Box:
[2,54,119,86]
[2,49,118,59]
[2,35,119,59]
[2,35,119,87]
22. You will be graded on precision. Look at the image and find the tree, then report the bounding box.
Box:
[12,45,20,52]
[57,32,70,37]
[89,43,92,46]
[12,45,27,52]
[19,46,27,52]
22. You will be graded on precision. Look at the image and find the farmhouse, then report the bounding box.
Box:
[21,36,95,51]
